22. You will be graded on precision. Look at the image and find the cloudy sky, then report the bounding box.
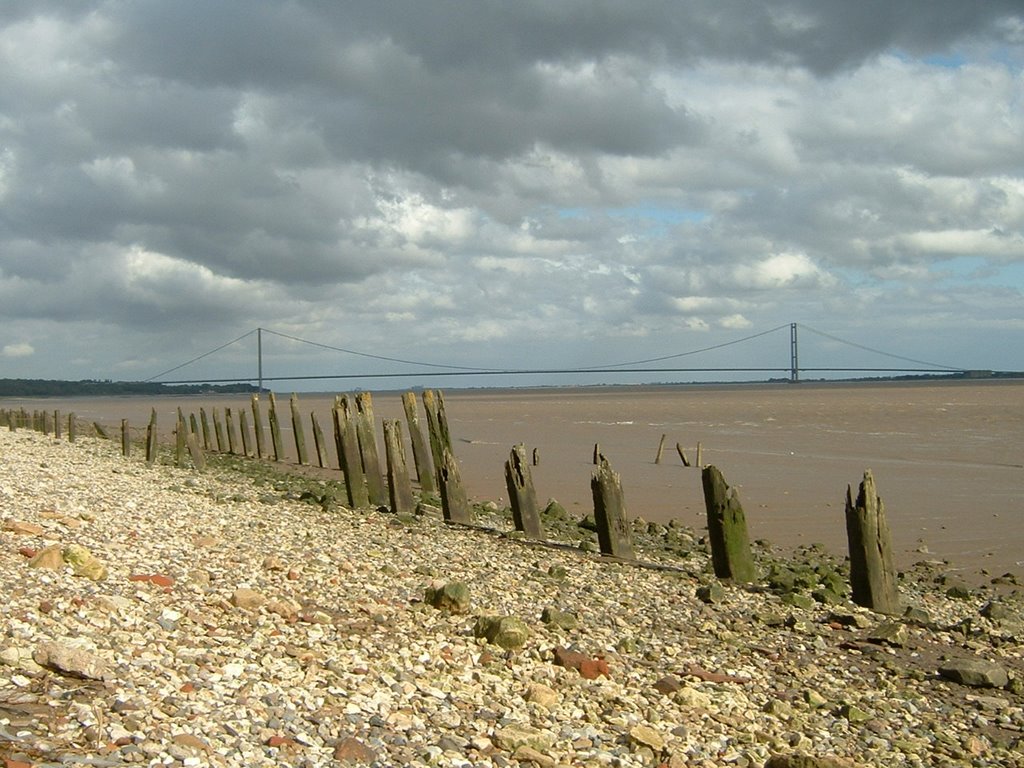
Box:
[1,1,1022,388]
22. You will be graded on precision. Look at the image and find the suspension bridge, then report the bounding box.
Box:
[145,323,982,389]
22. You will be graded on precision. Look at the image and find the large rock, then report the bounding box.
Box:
[28,544,64,571]
[474,615,529,649]
[33,641,111,681]
[425,581,471,613]
[62,544,107,580]
[939,658,1009,689]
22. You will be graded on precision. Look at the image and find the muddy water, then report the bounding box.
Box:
[6,380,1022,578]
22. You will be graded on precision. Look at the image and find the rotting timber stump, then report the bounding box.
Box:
[590,458,635,559]
[701,465,756,583]
[504,443,542,539]
[845,469,900,614]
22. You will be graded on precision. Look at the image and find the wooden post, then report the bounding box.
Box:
[68,413,76,442]
[251,394,266,459]
[676,442,690,467]
[845,470,900,614]
[334,398,369,509]
[422,389,445,485]
[655,433,667,464]
[401,391,435,494]
[94,422,110,439]
[225,408,238,455]
[532,447,540,466]
[435,390,454,455]
[438,448,472,524]
[42,411,52,436]
[189,413,199,439]
[239,410,252,457]
[505,444,542,538]
[355,392,387,506]
[290,394,308,466]
[121,419,131,457]
[696,442,703,467]
[383,419,414,515]
[175,417,186,467]
[53,410,61,440]
[268,393,284,461]
[178,411,205,471]
[701,465,756,582]
[199,409,212,451]
[212,408,227,453]
[593,443,601,465]
[145,408,158,465]
[591,458,635,559]
[311,413,327,468]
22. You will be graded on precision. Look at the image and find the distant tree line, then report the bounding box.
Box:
[0,379,261,397]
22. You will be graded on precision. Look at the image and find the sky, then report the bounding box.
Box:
[1,1,1022,389]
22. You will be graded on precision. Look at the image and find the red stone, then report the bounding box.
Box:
[267,735,298,748]
[129,573,175,588]
[18,547,37,559]
[333,737,377,763]
[579,659,610,679]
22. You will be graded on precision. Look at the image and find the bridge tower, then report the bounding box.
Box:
[257,327,264,393]
[790,323,799,382]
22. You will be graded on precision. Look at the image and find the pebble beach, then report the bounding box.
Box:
[1,428,1022,767]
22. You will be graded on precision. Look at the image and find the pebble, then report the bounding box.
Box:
[0,429,1020,768]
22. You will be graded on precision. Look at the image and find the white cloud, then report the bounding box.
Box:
[2,342,34,358]
[732,253,837,290]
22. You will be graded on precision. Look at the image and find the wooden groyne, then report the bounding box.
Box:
[0,393,902,604]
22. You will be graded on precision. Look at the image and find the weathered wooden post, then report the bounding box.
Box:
[334,398,369,509]
[383,419,414,515]
[199,408,212,451]
[676,442,690,467]
[701,465,756,582]
[251,394,266,459]
[422,390,445,484]
[212,408,227,453]
[845,470,900,614]
[145,408,158,465]
[655,434,667,464]
[696,442,703,467]
[42,411,52,436]
[225,408,238,455]
[53,410,61,440]
[438,448,472,524]
[435,391,454,455]
[532,447,540,466]
[401,391,435,494]
[289,394,308,466]
[590,458,635,559]
[505,444,542,538]
[189,413,199,439]
[239,410,252,457]
[268,392,284,461]
[593,443,601,465]
[174,417,186,466]
[121,419,131,457]
[311,413,327,468]
[355,392,387,506]
[68,413,76,442]
[178,411,204,471]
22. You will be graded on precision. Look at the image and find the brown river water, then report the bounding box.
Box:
[4,380,1022,580]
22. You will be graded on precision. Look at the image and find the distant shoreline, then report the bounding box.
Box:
[2,370,1020,398]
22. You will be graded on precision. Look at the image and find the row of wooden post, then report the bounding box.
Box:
[4,395,899,615]
[1,408,79,442]
[110,390,473,523]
